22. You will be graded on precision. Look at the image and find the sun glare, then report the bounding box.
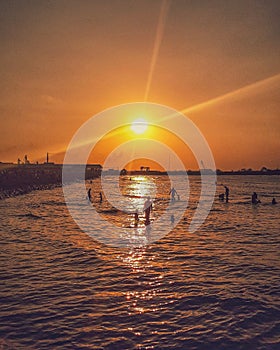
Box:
[131,118,148,134]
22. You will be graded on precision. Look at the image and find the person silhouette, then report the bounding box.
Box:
[252,192,260,204]
[272,197,277,205]
[143,196,152,224]
[169,187,178,201]
[134,210,139,226]
[224,186,229,203]
[87,188,92,202]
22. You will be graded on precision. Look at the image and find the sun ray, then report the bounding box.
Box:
[181,73,280,115]
[144,0,171,101]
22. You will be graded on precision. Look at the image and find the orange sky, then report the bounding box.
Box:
[88,124,197,170]
[0,0,279,170]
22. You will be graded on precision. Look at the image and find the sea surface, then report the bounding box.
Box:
[0,175,279,349]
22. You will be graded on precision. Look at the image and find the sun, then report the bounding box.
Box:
[131,118,148,134]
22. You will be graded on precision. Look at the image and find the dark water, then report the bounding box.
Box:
[0,175,279,349]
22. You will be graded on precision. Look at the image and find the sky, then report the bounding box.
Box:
[0,0,279,170]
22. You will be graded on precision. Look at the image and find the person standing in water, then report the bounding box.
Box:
[134,210,139,226]
[143,196,152,224]
[169,187,178,201]
[224,185,229,203]
[87,188,92,202]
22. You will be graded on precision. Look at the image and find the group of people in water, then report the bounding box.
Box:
[136,196,153,226]
[218,185,229,202]
[168,184,277,206]
[131,197,153,226]
[87,182,278,227]
[87,186,153,226]
[218,185,277,205]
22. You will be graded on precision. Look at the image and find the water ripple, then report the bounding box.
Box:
[0,175,279,349]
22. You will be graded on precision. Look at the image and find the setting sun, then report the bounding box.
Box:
[131,118,148,134]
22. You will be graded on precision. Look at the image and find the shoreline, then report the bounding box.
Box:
[0,182,62,201]
[0,163,102,201]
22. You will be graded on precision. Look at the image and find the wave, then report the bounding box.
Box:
[16,213,42,219]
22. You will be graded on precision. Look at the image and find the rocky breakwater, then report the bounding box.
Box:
[0,164,62,200]
[0,163,103,200]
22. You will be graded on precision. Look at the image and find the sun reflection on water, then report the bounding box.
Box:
[124,176,157,205]
[120,248,167,316]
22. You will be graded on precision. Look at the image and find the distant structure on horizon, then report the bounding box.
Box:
[0,155,279,176]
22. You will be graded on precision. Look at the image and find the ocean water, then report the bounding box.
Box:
[0,175,279,349]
